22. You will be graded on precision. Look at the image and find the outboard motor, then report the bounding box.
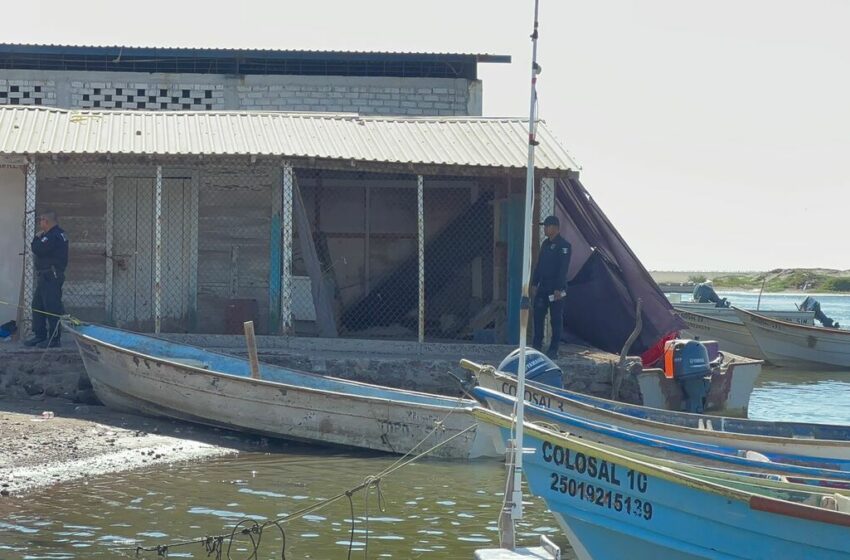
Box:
[800,296,840,329]
[662,339,712,413]
[692,283,729,308]
[498,348,564,389]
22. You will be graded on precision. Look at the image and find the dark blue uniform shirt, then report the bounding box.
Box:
[31,225,69,273]
[532,234,571,295]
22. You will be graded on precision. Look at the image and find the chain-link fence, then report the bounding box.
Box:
[25,156,517,342]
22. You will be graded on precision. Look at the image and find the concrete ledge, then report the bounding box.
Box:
[0,336,641,406]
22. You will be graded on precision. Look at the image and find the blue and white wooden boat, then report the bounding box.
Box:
[64,322,502,460]
[472,386,850,483]
[466,361,850,463]
[474,407,850,560]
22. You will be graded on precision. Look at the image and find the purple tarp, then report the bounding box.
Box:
[555,177,685,355]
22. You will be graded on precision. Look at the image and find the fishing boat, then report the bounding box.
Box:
[64,322,502,460]
[635,347,761,415]
[464,360,850,463]
[473,386,850,483]
[675,308,769,360]
[735,307,850,369]
[474,407,850,560]
[674,302,814,325]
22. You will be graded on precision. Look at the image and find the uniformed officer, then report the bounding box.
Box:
[24,210,69,348]
[531,215,571,359]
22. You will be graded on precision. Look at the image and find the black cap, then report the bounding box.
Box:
[540,215,560,227]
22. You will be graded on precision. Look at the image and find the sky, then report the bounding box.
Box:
[9,0,850,271]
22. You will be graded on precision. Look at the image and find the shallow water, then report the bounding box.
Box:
[0,450,570,559]
[713,291,850,425]
[2,290,849,558]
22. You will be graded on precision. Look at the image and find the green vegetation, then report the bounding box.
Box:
[822,277,850,292]
[711,269,850,292]
[687,274,707,284]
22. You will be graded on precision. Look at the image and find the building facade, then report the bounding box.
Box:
[0,45,509,116]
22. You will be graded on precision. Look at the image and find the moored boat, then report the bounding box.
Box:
[674,303,814,325]
[676,308,769,360]
[473,407,850,560]
[735,307,850,369]
[472,385,850,482]
[464,360,850,463]
[65,322,502,460]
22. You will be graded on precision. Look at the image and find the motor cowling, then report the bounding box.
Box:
[662,339,712,413]
[498,348,564,389]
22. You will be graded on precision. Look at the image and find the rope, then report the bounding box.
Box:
[0,301,481,558]
[113,419,479,559]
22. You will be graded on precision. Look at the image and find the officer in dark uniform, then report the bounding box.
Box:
[531,215,571,359]
[24,210,69,348]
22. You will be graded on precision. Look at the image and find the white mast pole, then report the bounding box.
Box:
[509,0,542,532]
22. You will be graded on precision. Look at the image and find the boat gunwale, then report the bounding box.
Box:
[478,366,848,449]
[474,385,850,478]
[735,307,850,336]
[67,322,478,413]
[472,407,850,529]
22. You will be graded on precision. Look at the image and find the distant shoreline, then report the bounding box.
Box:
[651,269,850,294]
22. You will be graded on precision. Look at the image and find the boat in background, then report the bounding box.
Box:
[473,407,850,560]
[64,322,503,460]
[735,307,850,369]
[676,308,769,361]
[675,302,814,325]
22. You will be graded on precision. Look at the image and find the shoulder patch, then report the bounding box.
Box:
[562,247,569,254]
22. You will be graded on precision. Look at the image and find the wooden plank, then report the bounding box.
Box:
[188,172,199,331]
[293,175,338,338]
[105,166,114,323]
[162,178,190,326]
[244,321,261,380]
[136,177,155,323]
[112,177,138,326]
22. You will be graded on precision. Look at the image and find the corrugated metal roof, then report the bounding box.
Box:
[0,43,511,62]
[0,107,579,172]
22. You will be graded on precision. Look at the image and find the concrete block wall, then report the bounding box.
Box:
[0,70,482,116]
[0,78,57,106]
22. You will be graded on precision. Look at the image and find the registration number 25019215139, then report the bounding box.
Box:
[549,472,654,520]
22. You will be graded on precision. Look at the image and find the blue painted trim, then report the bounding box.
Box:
[268,214,283,334]
[474,386,850,478]
[76,323,464,409]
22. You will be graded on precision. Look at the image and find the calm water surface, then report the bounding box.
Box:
[0,450,569,559]
[2,290,849,558]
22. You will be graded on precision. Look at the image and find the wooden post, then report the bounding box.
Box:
[244,320,261,380]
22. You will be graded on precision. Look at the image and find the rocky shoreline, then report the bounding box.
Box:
[0,396,272,498]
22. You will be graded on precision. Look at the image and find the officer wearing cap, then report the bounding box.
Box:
[24,210,69,348]
[531,215,571,358]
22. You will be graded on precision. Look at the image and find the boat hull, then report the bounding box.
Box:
[735,308,850,369]
[676,309,767,361]
[472,366,850,462]
[475,409,850,560]
[68,324,502,460]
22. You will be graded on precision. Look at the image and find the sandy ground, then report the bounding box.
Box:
[0,397,271,498]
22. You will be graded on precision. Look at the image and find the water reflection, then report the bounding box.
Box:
[0,451,572,559]
[750,367,850,425]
